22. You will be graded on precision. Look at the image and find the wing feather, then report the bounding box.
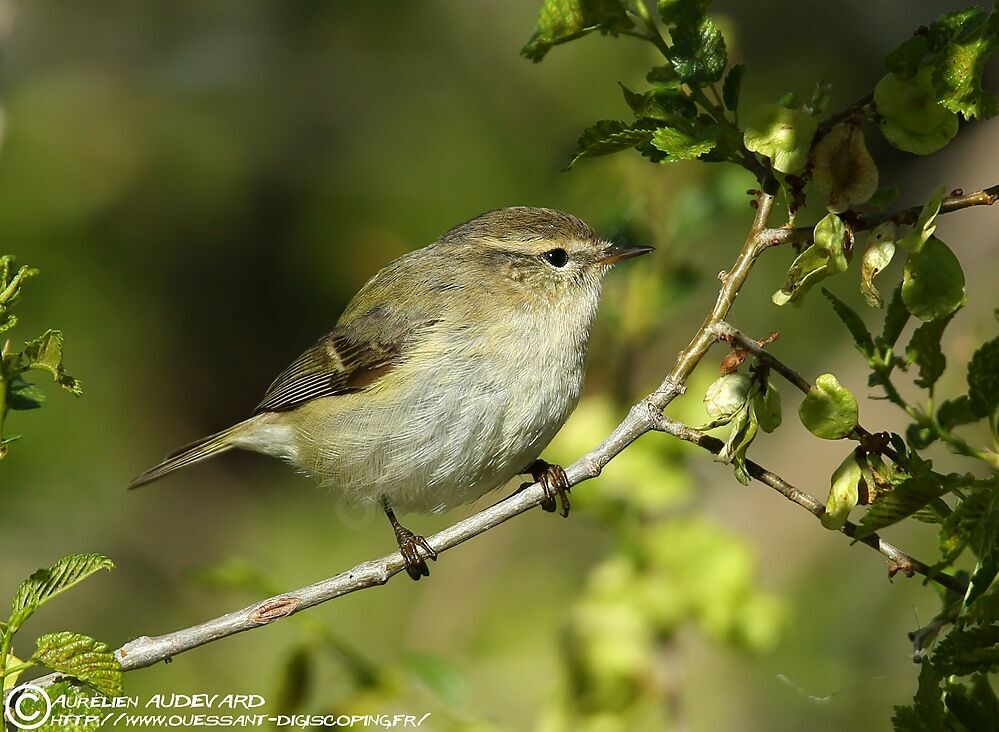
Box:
[253,320,436,414]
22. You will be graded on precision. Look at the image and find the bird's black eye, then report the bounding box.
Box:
[542,248,569,268]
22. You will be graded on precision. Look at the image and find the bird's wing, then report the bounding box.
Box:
[253,314,440,414]
[255,246,456,414]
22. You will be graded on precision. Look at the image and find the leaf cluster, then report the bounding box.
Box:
[1,554,121,732]
[0,255,82,459]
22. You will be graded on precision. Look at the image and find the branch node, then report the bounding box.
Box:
[250,596,301,624]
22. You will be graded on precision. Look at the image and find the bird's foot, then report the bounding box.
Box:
[394,526,438,581]
[382,496,438,581]
[527,459,571,518]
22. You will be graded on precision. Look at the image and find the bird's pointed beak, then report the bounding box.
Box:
[596,243,655,265]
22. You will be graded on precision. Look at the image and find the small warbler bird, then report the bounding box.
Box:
[130,207,652,579]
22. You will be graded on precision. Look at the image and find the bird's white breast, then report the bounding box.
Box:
[290,293,597,514]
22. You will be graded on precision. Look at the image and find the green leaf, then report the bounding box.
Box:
[821,452,863,530]
[875,67,959,155]
[666,7,727,85]
[860,222,897,308]
[933,623,999,676]
[17,330,83,396]
[743,103,817,174]
[898,187,945,254]
[905,310,958,389]
[879,285,910,350]
[718,400,758,485]
[902,237,966,322]
[703,372,751,420]
[944,675,999,732]
[722,63,745,112]
[937,395,980,430]
[798,373,859,440]
[10,680,108,732]
[619,83,697,122]
[933,6,999,119]
[857,473,954,537]
[885,34,930,79]
[812,124,880,212]
[967,493,999,608]
[32,632,122,697]
[822,288,875,360]
[650,126,718,161]
[6,375,45,410]
[0,257,39,334]
[565,120,653,169]
[773,214,849,306]
[10,554,114,630]
[753,380,781,433]
[968,336,999,418]
[869,185,900,210]
[521,0,632,62]
[892,662,945,732]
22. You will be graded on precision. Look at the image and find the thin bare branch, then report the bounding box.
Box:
[652,416,968,595]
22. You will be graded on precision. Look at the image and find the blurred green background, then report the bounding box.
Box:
[2,1,997,730]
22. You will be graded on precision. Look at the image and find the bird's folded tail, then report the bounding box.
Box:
[128,419,250,490]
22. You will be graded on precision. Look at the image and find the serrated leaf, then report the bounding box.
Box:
[650,126,717,161]
[822,288,876,359]
[812,124,880,213]
[968,336,999,418]
[754,379,781,433]
[821,452,863,530]
[860,222,897,308]
[744,103,817,174]
[875,68,959,155]
[0,258,40,335]
[879,285,910,350]
[6,375,45,410]
[32,632,122,697]
[885,34,930,79]
[521,0,632,62]
[17,330,83,396]
[798,373,859,440]
[906,310,958,389]
[857,473,954,537]
[932,6,999,119]
[565,120,653,169]
[933,623,999,676]
[10,554,114,630]
[902,237,966,322]
[667,8,727,85]
[773,215,849,306]
[11,680,107,732]
[898,187,945,254]
[944,674,999,732]
[722,63,745,112]
[967,493,999,608]
[619,83,697,122]
[892,662,945,732]
[937,395,980,430]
